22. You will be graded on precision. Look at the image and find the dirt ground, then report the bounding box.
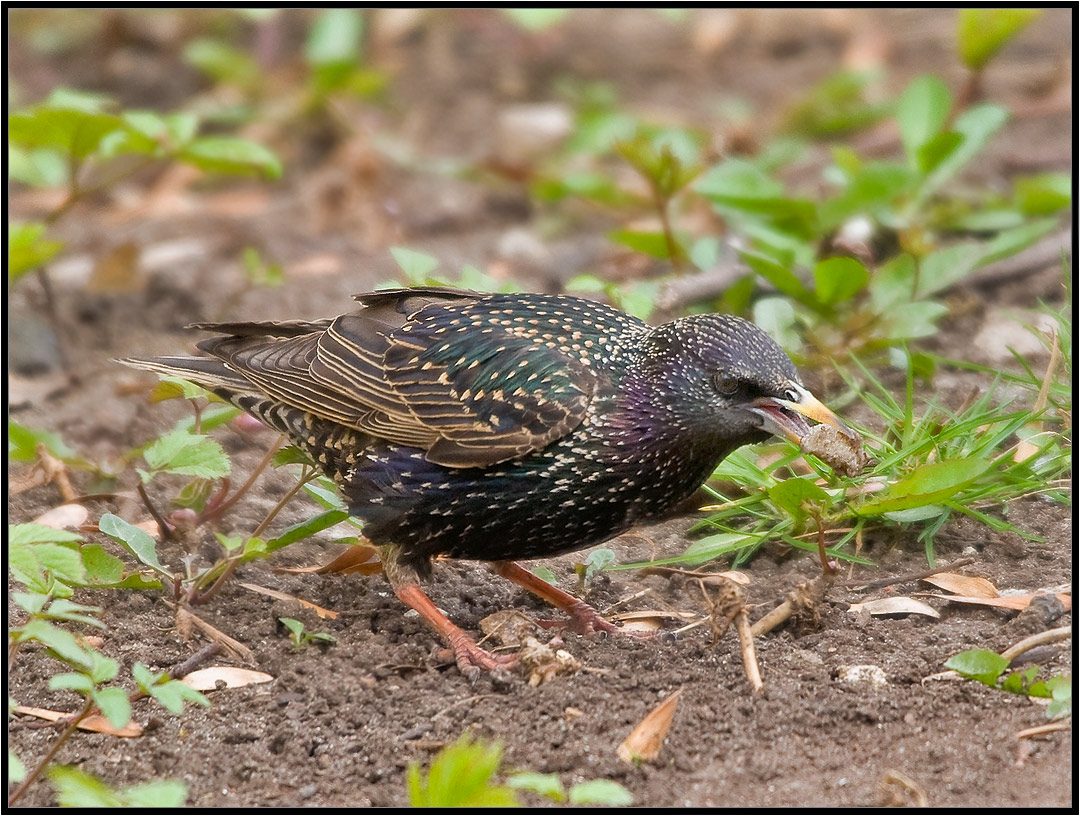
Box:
[7,9,1073,808]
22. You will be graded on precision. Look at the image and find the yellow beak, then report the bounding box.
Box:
[750,384,857,445]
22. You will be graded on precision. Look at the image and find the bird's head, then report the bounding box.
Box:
[629,313,856,454]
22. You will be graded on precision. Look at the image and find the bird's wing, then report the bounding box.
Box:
[195,289,600,468]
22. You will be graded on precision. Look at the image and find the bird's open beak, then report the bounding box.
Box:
[749,384,858,445]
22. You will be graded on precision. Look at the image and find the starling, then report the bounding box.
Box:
[124,287,858,674]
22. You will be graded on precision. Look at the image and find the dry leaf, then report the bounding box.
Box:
[179,666,274,691]
[135,519,161,539]
[848,597,941,618]
[32,503,89,530]
[236,581,339,619]
[288,254,344,277]
[15,706,143,738]
[86,241,141,293]
[479,610,541,648]
[916,592,1071,612]
[920,573,999,598]
[617,688,682,764]
[172,604,254,663]
[275,545,381,576]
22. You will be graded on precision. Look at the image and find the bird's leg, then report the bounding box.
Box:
[380,546,516,676]
[491,560,620,635]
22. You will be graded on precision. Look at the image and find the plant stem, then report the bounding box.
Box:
[136,482,175,541]
[199,435,284,524]
[8,697,95,806]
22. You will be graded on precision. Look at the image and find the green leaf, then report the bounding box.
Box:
[752,296,800,352]
[98,514,172,577]
[78,544,125,585]
[265,509,350,553]
[42,599,104,628]
[8,221,65,282]
[768,478,830,520]
[868,253,917,312]
[273,445,317,468]
[8,106,125,158]
[915,130,963,174]
[530,566,560,586]
[609,229,676,260]
[132,663,159,694]
[740,251,813,304]
[944,648,1009,685]
[896,76,952,163]
[1047,677,1071,720]
[31,542,87,586]
[977,218,1058,267]
[502,9,570,30]
[915,242,985,299]
[150,375,213,403]
[279,617,306,641]
[813,257,869,304]
[122,780,189,808]
[582,548,615,585]
[93,686,132,729]
[48,766,124,807]
[8,145,68,188]
[18,619,94,670]
[672,532,762,566]
[856,457,994,515]
[507,771,566,801]
[146,679,209,714]
[8,750,26,784]
[9,523,84,546]
[957,9,1042,70]
[818,161,916,231]
[178,137,282,179]
[390,246,439,280]
[407,733,519,808]
[1014,173,1071,215]
[143,429,230,479]
[184,38,259,86]
[882,505,945,523]
[48,672,96,694]
[917,104,1008,204]
[568,779,634,806]
[877,300,948,340]
[305,8,365,66]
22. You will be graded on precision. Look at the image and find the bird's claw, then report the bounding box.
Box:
[440,634,518,678]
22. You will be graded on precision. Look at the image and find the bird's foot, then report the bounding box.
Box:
[439,631,517,678]
[538,600,654,639]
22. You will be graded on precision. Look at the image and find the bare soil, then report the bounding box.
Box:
[8,9,1073,808]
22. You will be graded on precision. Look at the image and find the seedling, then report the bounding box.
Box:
[278,617,336,649]
[945,649,1070,720]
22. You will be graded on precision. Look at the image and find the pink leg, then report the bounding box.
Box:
[392,583,516,676]
[492,560,621,635]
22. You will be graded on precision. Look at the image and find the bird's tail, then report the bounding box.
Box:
[118,355,294,437]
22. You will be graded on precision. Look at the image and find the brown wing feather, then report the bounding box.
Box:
[189,288,599,467]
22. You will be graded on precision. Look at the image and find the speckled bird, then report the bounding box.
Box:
[123,287,856,674]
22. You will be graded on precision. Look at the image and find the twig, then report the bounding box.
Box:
[840,557,975,591]
[8,697,95,806]
[1001,626,1072,664]
[169,642,223,679]
[734,608,763,695]
[1015,721,1071,741]
[750,575,832,638]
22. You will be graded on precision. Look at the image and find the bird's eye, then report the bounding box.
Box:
[713,373,740,397]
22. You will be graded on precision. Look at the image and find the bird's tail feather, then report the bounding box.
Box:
[119,355,297,436]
